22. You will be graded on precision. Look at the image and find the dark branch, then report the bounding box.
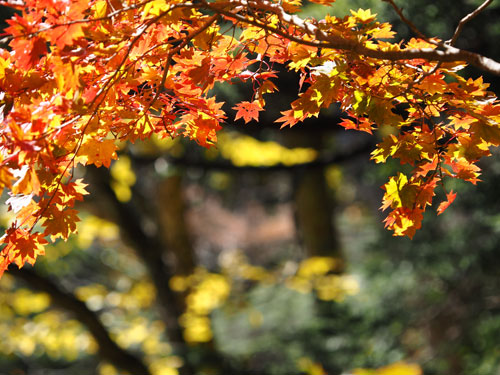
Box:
[86,166,237,375]
[449,0,493,46]
[9,267,151,375]
[131,140,374,171]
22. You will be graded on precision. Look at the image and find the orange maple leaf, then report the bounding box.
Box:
[1,227,47,272]
[437,190,456,215]
[76,139,118,168]
[233,100,263,124]
[339,117,374,134]
[42,207,80,241]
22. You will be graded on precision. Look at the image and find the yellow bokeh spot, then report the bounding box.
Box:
[325,165,343,190]
[111,156,136,186]
[286,276,312,294]
[16,335,36,356]
[116,317,149,347]
[297,257,337,278]
[315,274,360,301]
[141,334,171,356]
[315,275,342,301]
[99,363,118,375]
[11,289,50,315]
[77,215,119,249]
[110,181,132,202]
[180,315,213,343]
[186,274,230,315]
[218,133,317,167]
[353,361,422,375]
[169,275,189,292]
[150,357,182,375]
[110,156,136,202]
[129,281,156,309]
[297,357,327,375]
[75,283,108,302]
[239,264,272,282]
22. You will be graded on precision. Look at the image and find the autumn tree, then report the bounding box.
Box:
[0,0,500,272]
[2,0,500,374]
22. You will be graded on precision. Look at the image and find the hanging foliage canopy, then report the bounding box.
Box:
[0,0,499,274]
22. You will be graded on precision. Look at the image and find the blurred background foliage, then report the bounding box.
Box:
[1,0,500,374]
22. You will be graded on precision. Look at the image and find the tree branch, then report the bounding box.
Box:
[9,267,151,375]
[449,0,493,46]
[131,140,374,171]
[203,0,500,75]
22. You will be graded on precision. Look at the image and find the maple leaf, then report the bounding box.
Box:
[448,158,481,184]
[6,193,33,213]
[1,227,47,272]
[350,8,377,23]
[371,134,399,164]
[233,100,263,123]
[339,117,374,134]
[384,207,424,239]
[42,207,80,241]
[0,254,9,278]
[276,109,306,128]
[415,178,438,208]
[368,23,396,39]
[53,179,89,207]
[11,166,41,196]
[13,232,47,267]
[47,23,85,50]
[437,190,457,215]
[0,166,14,189]
[76,139,118,168]
[282,0,302,13]
[11,37,47,70]
[471,121,500,146]
[0,0,499,260]
[414,158,439,178]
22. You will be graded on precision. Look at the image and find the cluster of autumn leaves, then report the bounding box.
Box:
[0,0,500,273]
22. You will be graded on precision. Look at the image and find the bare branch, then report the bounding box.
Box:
[449,0,493,46]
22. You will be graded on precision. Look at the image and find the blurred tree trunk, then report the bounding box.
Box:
[284,131,342,262]
[294,166,338,257]
[87,164,235,374]
[156,173,196,276]
[86,166,195,374]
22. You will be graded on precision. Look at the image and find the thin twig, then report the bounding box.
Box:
[448,0,493,46]
[149,14,219,110]
[0,0,156,43]
[381,0,429,41]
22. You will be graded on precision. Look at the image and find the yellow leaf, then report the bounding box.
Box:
[93,0,107,18]
[382,173,408,210]
[350,8,377,23]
